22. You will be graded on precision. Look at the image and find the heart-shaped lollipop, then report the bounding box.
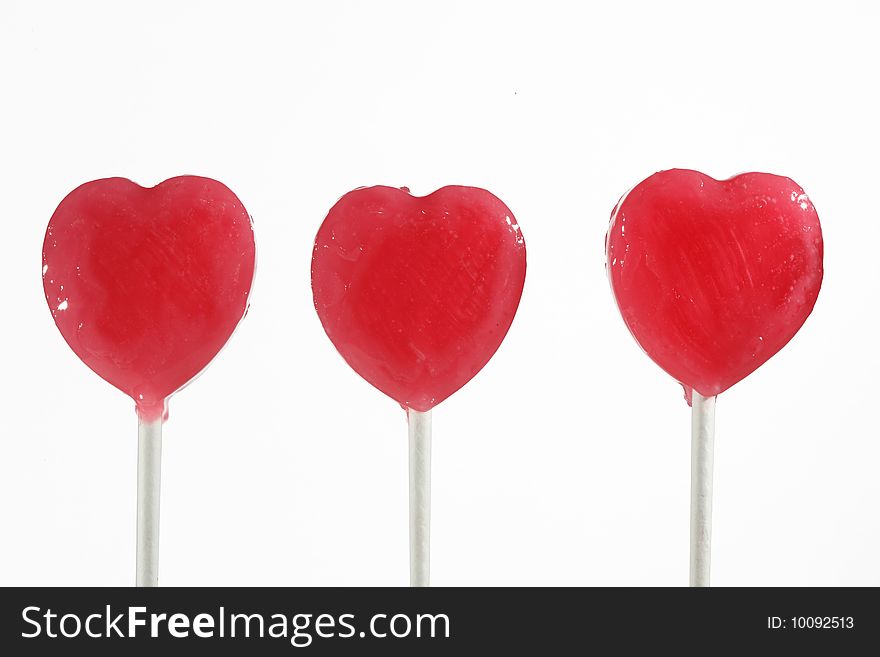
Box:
[606,169,823,400]
[44,176,256,420]
[43,175,255,586]
[606,168,823,587]
[312,185,526,586]
[312,185,526,412]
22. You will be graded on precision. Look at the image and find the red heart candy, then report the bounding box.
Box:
[312,186,526,411]
[606,169,823,401]
[43,176,256,421]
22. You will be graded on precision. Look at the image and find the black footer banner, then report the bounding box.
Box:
[1,587,874,654]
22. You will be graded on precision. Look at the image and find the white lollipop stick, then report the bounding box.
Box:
[408,409,432,587]
[136,417,162,587]
[689,391,716,587]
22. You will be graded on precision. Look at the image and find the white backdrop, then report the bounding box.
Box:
[1,0,878,586]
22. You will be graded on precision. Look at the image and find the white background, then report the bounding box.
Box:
[1,1,878,586]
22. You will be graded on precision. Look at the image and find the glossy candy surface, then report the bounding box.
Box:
[312,186,526,411]
[43,176,256,421]
[606,169,823,401]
